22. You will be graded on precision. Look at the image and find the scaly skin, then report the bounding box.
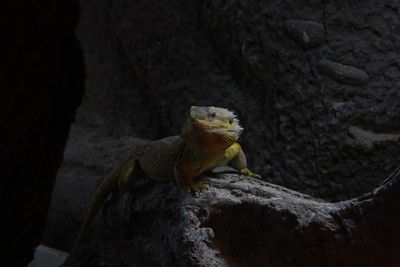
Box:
[65,106,261,263]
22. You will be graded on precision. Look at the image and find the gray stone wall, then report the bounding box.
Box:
[74,0,400,202]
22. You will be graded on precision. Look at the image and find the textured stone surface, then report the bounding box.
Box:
[318,59,369,85]
[69,0,400,202]
[48,134,400,266]
[200,0,400,200]
[285,19,325,49]
[53,6,400,257]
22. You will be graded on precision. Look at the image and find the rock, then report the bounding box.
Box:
[285,19,325,49]
[317,59,369,85]
[58,158,400,267]
[348,125,400,149]
[72,0,400,204]
[27,245,68,267]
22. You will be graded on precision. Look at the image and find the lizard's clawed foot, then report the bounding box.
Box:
[182,181,208,193]
[240,168,262,179]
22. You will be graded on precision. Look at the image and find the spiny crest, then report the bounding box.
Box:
[207,106,234,117]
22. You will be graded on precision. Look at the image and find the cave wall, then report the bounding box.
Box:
[0,1,85,266]
[71,0,400,201]
[201,0,400,200]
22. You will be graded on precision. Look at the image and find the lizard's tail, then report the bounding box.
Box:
[69,168,120,259]
[64,159,142,265]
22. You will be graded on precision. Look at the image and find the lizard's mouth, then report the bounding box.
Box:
[193,119,242,139]
[211,127,242,137]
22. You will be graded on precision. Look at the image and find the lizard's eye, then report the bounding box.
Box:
[209,112,216,119]
[229,119,233,125]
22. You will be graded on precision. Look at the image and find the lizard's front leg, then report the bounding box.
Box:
[175,160,207,193]
[227,143,262,179]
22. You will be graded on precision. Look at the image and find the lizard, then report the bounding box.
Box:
[66,106,262,262]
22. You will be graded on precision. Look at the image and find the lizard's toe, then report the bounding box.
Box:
[250,173,263,179]
[182,181,207,193]
[240,168,263,179]
[194,181,207,191]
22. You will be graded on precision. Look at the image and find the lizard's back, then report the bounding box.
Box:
[138,135,185,181]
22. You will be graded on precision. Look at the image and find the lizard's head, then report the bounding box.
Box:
[188,106,243,137]
[182,106,243,153]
